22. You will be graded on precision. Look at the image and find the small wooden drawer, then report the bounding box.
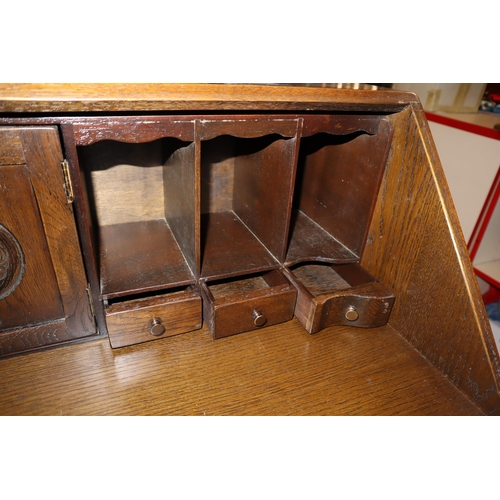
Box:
[284,263,395,334]
[105,286,202,348]
[200,270,297,339]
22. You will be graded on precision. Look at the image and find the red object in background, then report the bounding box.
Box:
[482,284,500,305]
[483,84,500,106]
[469,167,500,260]
[487,93,500,103]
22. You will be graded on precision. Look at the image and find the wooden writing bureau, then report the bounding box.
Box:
[0,84,499,415]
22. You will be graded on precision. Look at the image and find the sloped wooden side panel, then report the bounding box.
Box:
[361,105,500,415]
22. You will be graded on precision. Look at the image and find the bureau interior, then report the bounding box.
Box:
[200,133,297,280]
[285,124,393,266]
[203,270,293,305]
[288,262,353,296]
[77,138,197,300]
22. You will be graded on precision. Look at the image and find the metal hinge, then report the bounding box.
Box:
[61,159,74,204]
[86,285,97,328]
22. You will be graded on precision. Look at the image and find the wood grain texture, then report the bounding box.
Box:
[0,86,496,414]
[201,272,297,339]
[285,264,394,333]
[200,212,278,280]
[0,126,98,356]
[163,142,198,276]
[200,135,235,214]
[0,224,25,300]
[203,284,297,339]
[0,84,419,113]
[361,105,500,415]
[199,119,301,259]
[73,117,195,146]
[285,210,357,265]
[60,123,107,338]
[208,275,269,299]
[99,220,195,299]
[105,289,202,348]
[289,263,352,296]
[198,117,299,140]
[301,114,382,137]
[78,140,165,227]
[0,320,76,357]
[20,127,96,339]
[0,128,24,165]
[233,131,299,262]
[0,113,386,134]
[0,321,483,415]
[0,164,63,329]
[294,120,392,258]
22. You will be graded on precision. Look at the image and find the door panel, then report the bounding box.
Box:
[0,164,64,329]
[0,127,97,356]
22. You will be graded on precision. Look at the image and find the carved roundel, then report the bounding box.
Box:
[0,224,25,301]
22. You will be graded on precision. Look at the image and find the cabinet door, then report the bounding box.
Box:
[0,127,97,356]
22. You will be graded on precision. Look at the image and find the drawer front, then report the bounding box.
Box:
[285,263,395,334]
[295,284,395,334]
[105,290,202,348]
[202,272,297,339]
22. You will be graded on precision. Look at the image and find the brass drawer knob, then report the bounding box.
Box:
[252,310,267,327]
[345,306,359,321]
[149,317,166,336]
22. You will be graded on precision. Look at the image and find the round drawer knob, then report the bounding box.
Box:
[149,317,166,336]
[252,310,267,327]
[345,306,359,322]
